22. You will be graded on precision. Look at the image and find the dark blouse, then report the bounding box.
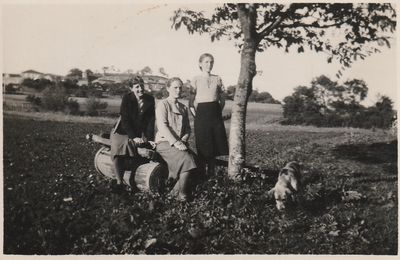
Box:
[113,92,155,141]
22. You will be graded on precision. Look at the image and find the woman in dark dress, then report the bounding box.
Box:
[189,53,229,176]
[110,76,155,189]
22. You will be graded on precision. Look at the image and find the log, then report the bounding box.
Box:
[86,133,111,147]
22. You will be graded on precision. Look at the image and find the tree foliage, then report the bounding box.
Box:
[225,85,236,100]
[159,67,169,77]
[67,68,83,80]
[86,96,108,116]
[226,85,280,103]
[41,86,70,111]
[172,3,396,75]
[282,75,395,128]
[365,95,396,129]
[139,66,153,76]
[249,89,280,103]
[22,78,54,91]
[85,69,99,83]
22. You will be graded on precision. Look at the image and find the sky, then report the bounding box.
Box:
[1,2,398,106]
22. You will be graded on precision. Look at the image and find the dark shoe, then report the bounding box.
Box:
[110,180,125,194]
[177,193,193,202]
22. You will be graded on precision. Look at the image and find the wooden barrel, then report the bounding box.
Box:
[134,162,168,193]
[93,147,168,193]
[94,146,115,179]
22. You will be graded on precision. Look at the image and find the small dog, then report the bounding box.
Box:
[268,161,301,210]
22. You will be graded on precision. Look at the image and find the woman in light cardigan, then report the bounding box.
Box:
[155,77,197,201]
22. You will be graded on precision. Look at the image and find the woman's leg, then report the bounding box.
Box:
[112,156,125,185]
[196,153,207,177]
[178,171,191,199]
[207,158,216,176]
[170,170,192,200]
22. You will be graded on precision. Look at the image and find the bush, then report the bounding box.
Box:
[25,94,42,106]
[5,84,17,94]
[22,78,54,91]
[41,86,69,111]
[151,88,168,99]
[282,76,396,129]
[249,90,280,104]
[88,89,104,98]
[61,79,79,94]
[86,96,108,116]
[108,84,130,97]
[65,99,80,115]
[74,88,88,98]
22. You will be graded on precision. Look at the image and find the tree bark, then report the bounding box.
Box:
[228,4,258,179]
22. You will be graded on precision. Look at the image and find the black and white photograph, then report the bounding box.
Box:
[1,0,398,255]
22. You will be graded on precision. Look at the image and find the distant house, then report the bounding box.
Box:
[2,73,23,92]
[21,70,44,80]
[44,73,64,81]
[91,73,167,91]
[142,75,167,91]
[21,70,63,81]
[92,73,133,86]
[77,79,89,87]
[3,73,23,85]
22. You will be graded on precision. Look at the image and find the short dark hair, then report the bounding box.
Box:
[129,75,144,88]
[166,77,183,88]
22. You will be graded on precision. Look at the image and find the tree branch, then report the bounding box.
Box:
[281,20,350,29]
[257,16,284,41]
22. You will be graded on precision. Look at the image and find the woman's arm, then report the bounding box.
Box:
[144,97,156,141]
[218,76,225,110]
[188,79,197,117]
[181,107,191,143]
[120,94,138,138]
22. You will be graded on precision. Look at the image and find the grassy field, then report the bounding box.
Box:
[2,98,398,254]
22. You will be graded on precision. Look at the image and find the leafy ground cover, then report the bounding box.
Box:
[3,113,397,254]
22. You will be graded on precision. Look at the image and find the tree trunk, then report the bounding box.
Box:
[228,4,258,179]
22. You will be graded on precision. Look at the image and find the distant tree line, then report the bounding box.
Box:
[23,69,109,116]
[282,75,396,129]
[225,85,280,104]
[21,77,103,98]
[25,85,108,117]
[19,67,283,104]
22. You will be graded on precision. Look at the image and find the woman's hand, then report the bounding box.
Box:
[181,134,189,144]
[132,137,145,145]
[174,140,187,151]
[189,107,196,117]
[148,141,156,149]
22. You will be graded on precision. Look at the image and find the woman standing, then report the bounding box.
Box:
[155,77,197,201]
[110,76,155,190]
[189,53,229,176]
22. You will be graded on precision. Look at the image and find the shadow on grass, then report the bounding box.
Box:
[332,140,397,164]
[216,159,280,184]
[301,188,343,214]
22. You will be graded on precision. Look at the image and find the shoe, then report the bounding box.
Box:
[110,180,125,194]
[177,193,193,202]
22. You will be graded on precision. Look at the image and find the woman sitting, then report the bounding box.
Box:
[110,76,155,191]
[155,77,198,201]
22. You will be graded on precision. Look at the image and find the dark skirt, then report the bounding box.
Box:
[110,131,138,159]
[194,101,229,159]
[156,141,197,180]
